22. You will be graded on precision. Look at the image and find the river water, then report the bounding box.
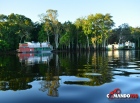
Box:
[0,50,140,103]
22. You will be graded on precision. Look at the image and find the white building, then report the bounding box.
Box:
[107,41,135,50]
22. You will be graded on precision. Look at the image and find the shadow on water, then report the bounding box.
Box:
[1,50,140,98]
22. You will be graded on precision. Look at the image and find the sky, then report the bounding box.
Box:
[0,0,140,28]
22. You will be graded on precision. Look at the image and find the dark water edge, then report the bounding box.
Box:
[0,50,140,103]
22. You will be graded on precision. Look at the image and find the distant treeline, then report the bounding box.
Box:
[0,9,140,51]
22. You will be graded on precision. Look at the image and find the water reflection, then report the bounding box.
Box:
[59,52,112,86]
[18,53,53,65]
[39,76,59,97]
[0,53,54,91]
[18,53,60,97]
[0,50,140,98]
[0,55,33,91]
[108,50,140,77]
[108,50,135,62]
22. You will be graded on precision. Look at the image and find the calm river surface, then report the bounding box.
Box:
[0,50,140,103]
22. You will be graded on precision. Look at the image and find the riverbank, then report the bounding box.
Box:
[0,50,17,55]
[0,48,138,55]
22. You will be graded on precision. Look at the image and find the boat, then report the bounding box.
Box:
[17,41,53,53]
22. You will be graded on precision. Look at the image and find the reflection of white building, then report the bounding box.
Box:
[108,50,135,61]
[107,41,135,50]
[108,50,119,58]
[28,56,41,63]
[18,53,53,65]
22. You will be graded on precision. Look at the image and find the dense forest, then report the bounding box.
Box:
[0,9,140,52]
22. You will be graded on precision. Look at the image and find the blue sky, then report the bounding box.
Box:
[0,0,140,27]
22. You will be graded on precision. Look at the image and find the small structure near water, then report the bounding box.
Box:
[107,41,135,50]
[17,41,53,53]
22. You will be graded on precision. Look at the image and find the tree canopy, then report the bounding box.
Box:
[0,10,140,51]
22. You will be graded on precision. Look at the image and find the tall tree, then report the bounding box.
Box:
[74,18,86,50]
[88,13,114,50]
[42,9,62,49]
[82,18,92,51]
[44,19,53,42]
[60,21,76,50]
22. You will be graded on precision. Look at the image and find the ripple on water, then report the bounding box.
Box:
[59,76,90,84]
[85,73,102,76]
[108,61,114,63]
[135,68,140,70]
[114,68,140,73]
[127,65,139,68]
[127,62,137,65]
[112,71,124,74]
[135,61,140,63]
[129,74,140,77]
[108,66,114,69]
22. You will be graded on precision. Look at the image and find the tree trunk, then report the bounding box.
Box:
[76,31,79,51]
[102,42,104,50]
[72,40,73,50]
[55,34,59,49]
[107,39,108,46]
[93,43,96,50]
[20,37,23,43]
[138,37,140,48]
[87,51,90,64]
[68,42,70,51]
[86,36,90,51]
[103,38,106,50]
[47,34,49,42]
[77,44,79,51]
[20,35,26,43]
[47,31,50,42]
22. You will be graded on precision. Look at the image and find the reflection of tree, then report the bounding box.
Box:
[0,53,60,94]
[39,75,59,97]
[47,78,59,97]
[39,54,60,97]
[59,52,113,86]
[0,55,34,91]
[0,70,33,91]
[77,52,112,86]
[39,77,59,97]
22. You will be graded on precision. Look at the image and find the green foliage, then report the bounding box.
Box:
[74,13,114,49]
[108,23,133,44]
[38,24,47,42]
[0,13,34,51]
[60,21,77,47]
[60,33,70,45]
[41,9,61,49]
[0,10,139,51]
[30,22,41,42]
[0,40,9,51]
